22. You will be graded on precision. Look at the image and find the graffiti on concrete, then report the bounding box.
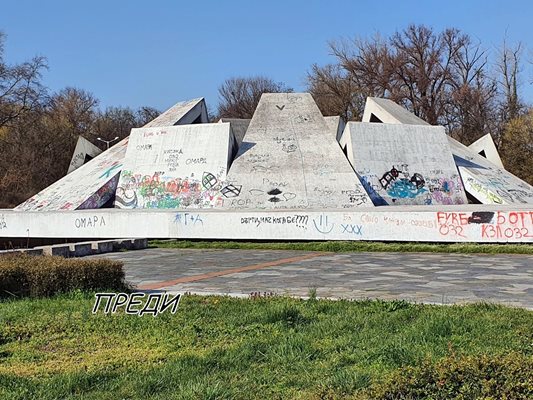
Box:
[115,170,225,209]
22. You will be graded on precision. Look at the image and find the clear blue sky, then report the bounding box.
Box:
[1,0,532,113]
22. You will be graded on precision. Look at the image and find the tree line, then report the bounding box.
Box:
[1,25,532,208]
[0,32,159,207]
[218,25,533,186]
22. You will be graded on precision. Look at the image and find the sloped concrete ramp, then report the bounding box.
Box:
[223,93,372,209]
[16,98,209,211]
[341,122,468,206]
[115,123,235,209]
[360,97,533,205]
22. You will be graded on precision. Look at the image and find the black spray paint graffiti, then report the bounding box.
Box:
[282,144,297,153]
[379,166,427,201]
[240,215,308,228]
[221,184,242,198]
[202,172,218,189]
[467,212,495,224]
[249,188,297,203]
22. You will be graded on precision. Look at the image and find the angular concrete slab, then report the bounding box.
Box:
[468,134,505,168]
[450,138,533,204]
[115,123,236,209]
[67,136,103,174]
[16,98,208,211]
[219,118,250,148]
[143,97,208,128]
[222,93,372,209]
[361,97,533,205]
[362,97,427,125]
[324,116,346,142]
[16,137,129,211]
[341,122,468,206]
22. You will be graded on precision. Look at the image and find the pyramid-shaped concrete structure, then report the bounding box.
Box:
[360,97,533,205]
[67,136,103,174]
[222,93,372,209]
[16,98,209,211]
[341,122,468,205]
[114,123,236,209]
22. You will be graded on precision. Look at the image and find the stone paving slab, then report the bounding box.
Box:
[89,248,533,309]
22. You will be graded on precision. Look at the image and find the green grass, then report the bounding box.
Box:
[0,293,532,399]
[150,239,533,254]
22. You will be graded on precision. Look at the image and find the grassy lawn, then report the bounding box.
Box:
[150,239,533,255]
[0,293,532,399]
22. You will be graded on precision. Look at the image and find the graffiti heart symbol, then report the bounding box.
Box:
[283,193,296,201]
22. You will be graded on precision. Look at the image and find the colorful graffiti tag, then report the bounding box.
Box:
[115,170,225,209]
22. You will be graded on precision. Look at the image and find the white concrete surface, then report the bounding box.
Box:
[324,116,345,142]
[341,122,468,206]
[15,137,129,211]
[223,93,372,210]
[16,98,209,211]
[468,133,505,168]
[2,205,532,243]
[114,123,236,209]
[361,97,533,205]
[67,136,103,174]
[362,97,427,125]
[218,118,250,148]
[143,98,208,128]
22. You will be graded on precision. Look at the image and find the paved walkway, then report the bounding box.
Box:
[91,248,533,309]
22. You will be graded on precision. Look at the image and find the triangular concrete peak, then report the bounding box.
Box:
[16,98,207,211]
[67,136,103,174]
[468,134,504,168]
[218,118,250,148]
[362,97,428,125]
[340,122,467,206]
[360,96,533,205]
[114,123,236,209]
[222,93,372,209]
[144,98,208,128]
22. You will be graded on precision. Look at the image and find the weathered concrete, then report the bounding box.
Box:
[68,242,93,257]
[1,205,532,242]
[324,116,345,142]
[114,123,236,209]
[468,134,505,168]
[143,98,208,128]
[15,137,129,211]
[113,238,148,250]
[223,93,372,209]
[219,118,250,148]
[360,97,533,205]
[340,122,467,206]
[16,98,209,212]
[34,244,70,257]
[363,97,428,125]
[67,136,103,174]
[0,248,44,256]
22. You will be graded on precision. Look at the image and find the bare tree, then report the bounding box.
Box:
[496,39,524,124]
[307,63,366,121]
[217,76,292,119]
[309,25,501,145]
[0,32,48,130]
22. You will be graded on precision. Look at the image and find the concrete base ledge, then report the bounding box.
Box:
[1,205,532,243]
[0,239,148,258]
